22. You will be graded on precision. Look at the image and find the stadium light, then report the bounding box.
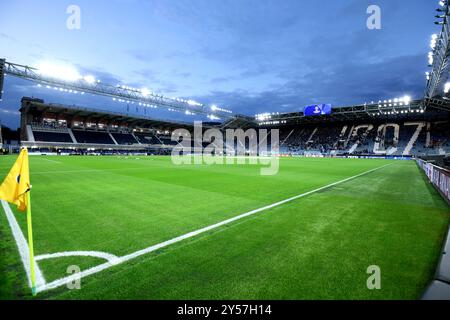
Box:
[37,61,82,82]
[444,82,450,93]
[141,88,151,97]
[187,100,202,107]
[403,95,411,105]
[83,75,96,84]
[210,104,232,114]
[207,114,220,120]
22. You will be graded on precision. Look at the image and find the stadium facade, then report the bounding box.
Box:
[13,96,449,161]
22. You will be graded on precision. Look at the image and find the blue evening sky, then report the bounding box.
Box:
[0,0,439,127]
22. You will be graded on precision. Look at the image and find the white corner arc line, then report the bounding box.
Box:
[1,200,46,288]
[35,251,120,264]
[35,162,394,294]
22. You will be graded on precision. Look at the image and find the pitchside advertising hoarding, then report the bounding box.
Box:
[304,104,332,116]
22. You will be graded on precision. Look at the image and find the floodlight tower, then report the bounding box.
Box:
[426,1,450,98]
[0,59,5,100]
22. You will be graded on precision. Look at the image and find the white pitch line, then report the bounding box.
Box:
[35,162,394,294]
[35,251,120,264]
[1,201,46,288]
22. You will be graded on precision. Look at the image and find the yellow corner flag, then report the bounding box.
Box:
[0,148,37,296]
[0,148,31,211]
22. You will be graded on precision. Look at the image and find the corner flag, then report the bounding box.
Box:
[0,148,37,295]
[0,148,31,211]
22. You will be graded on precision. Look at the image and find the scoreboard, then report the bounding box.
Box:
[304,104,332,116]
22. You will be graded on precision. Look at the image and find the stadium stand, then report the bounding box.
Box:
[18,97,194,153]
[33,131,73,143]
[278,121,449,156]
[14,97,450,157]
[72,130,115,144]
[111,133,138,145]
[134,132,157,144]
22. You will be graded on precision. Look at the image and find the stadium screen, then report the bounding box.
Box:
[304,104,332,116]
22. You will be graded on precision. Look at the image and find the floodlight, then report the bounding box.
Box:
[403,95,411,105]
[444,82,450,93]
[37,61,82,82]
[83,75,96,84]
[187,100,201,106]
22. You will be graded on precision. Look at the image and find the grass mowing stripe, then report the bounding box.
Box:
[51,161,448,300]
[33,158,62,164]
[36,162,394,294]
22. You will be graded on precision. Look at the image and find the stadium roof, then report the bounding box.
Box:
[19,96,450,131]
[251,98,450,127]
[20,97,197,131]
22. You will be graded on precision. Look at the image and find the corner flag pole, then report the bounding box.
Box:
[0,147,37,296]
[26,189,37,296]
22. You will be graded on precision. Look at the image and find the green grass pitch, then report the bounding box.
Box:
[0,155,449,299]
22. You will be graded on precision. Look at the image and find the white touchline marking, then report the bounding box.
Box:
[1,200,46,288]
[35,251,120,264]
[34,162,395,294]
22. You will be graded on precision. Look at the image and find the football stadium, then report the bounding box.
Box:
[0,0,449,307]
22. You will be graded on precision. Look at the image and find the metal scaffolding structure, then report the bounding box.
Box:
[426,1,450,98]
[0,59,5,99]
[0,59,233,120]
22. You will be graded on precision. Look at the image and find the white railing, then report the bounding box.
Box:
[416,159,450,204]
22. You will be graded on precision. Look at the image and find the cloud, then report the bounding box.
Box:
[193,52,426,115]
[0,32,18,42]
[0,0,433,126]
[126,49,160,63]
[77,67,123,84]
